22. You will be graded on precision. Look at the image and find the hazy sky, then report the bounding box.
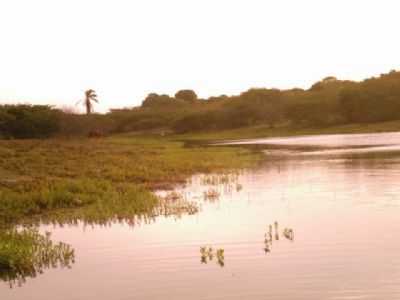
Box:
[1,0,400,112]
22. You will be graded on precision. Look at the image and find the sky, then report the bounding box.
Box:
[1,0,400,113]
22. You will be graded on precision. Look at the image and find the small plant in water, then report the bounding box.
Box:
[263,221,295,254]
[283,228,294,241]
[199,246,225,267]
[216,248,225,267]
[274,221,279,240]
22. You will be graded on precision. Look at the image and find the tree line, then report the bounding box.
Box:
[1,70,400,138]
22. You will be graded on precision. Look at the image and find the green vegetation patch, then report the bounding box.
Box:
[0,179,158,226]
[0,228,74,287]
[0,136,260,226]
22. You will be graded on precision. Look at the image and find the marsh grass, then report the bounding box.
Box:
[0,228,74,288]
[0,179,158,227]
[0,135,260,226]
[0,135,259,285]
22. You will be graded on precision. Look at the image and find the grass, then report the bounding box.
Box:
[0,228,74,288]
[0,179,159,227]
[0,134,261,284]
[0,135,261,226]
[2,120,398,284]
[178,120,400,141]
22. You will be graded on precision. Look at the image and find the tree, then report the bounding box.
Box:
[175,90,197,103]
[142,93,173,107]
[79,89,99,115]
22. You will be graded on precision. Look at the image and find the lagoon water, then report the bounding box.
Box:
[2,132,400,300]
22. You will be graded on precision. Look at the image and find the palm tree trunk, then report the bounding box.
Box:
[85,98,90,115]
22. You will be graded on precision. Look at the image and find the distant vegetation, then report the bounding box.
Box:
[1,70,400,139]
[77,89,99,115]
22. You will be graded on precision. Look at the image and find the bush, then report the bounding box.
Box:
[0,105,60,139]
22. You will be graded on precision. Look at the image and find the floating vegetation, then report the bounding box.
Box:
[283,228,294,241]
[200,246,225,267]
[203,188,220,201]
[0,228,75,288]
[264,221,295,254]
[200,246,213,263]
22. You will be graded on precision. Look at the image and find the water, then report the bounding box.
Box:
[2,132,400,300]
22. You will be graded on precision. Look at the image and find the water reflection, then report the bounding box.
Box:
[1,193,201,288]
[19,192,201,229]
[3,133,400,299]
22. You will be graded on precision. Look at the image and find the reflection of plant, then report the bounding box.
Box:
[201,174,237,186]
[0,228,75,288]
[203,189,220,201]
[157,197,199,218]
[200,174,243,196]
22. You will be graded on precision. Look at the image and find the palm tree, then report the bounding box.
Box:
[78,89,98,115]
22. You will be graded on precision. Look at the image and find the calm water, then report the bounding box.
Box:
[2,132,400,300]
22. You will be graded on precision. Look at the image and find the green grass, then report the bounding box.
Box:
[0,228,74,287]
[0,135,261,226]
[0,179,159,227]
[0,134,262,284]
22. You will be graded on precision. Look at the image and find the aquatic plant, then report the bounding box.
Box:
[283,228,294,241]
[263,222,294,254]
[274,221,279,240]
[0,228,75,288]
[199,246,225,267]
[216,248,225,267]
